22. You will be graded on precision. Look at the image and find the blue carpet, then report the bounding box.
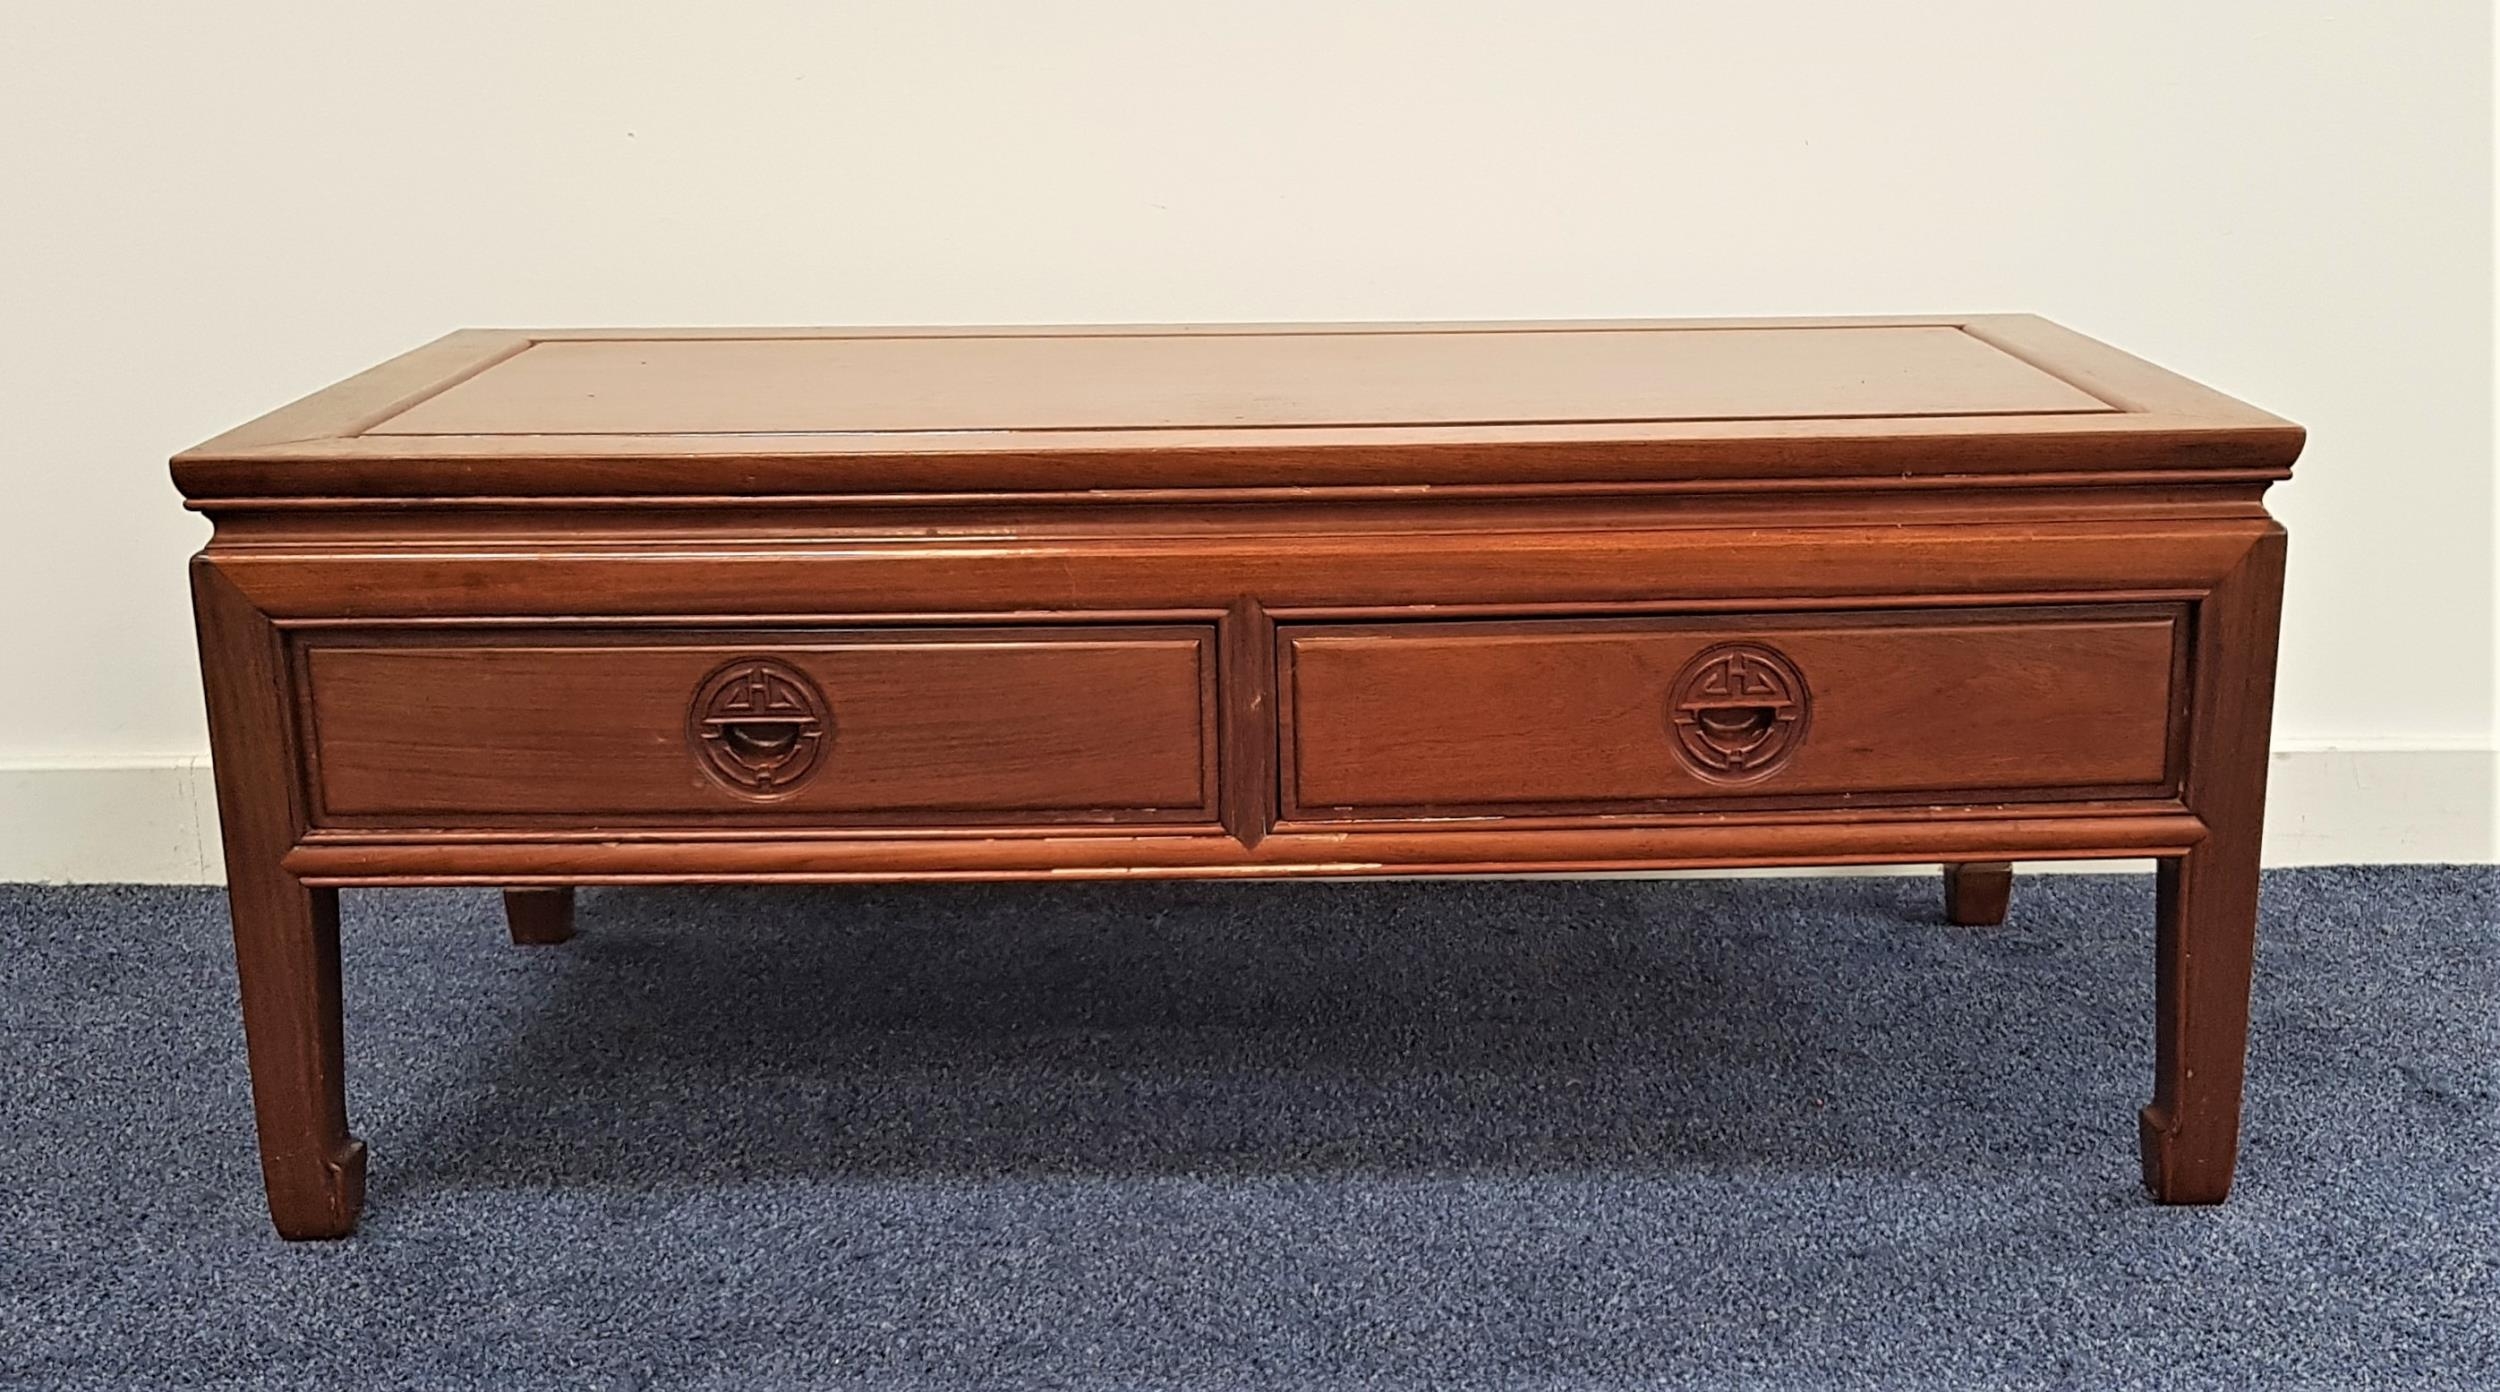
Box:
[2,868,2494,1389]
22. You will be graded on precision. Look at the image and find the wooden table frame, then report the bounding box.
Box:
[179,317,2297,1237]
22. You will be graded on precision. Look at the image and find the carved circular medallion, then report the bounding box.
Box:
[1667,642,1810,783]
[688,658,831,799]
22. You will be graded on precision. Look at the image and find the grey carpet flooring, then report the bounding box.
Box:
[2,868,2494,1390]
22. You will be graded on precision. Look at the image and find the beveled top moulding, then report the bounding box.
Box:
[172,316,2301,505]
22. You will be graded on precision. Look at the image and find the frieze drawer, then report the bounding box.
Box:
[1278,607,2187,820]
[297,626,1218,827]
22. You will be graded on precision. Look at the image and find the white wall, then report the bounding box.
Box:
[1,2,2492,877]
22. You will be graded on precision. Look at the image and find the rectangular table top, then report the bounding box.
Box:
[173,316,2301,502]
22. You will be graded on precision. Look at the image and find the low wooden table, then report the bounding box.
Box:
[175,317,2301,1237]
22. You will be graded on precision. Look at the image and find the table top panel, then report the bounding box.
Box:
[365,324,2111,438]
[173,316,2302,501]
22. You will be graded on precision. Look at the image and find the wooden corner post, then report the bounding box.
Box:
[194,561,365,1238]
[2139,527,2286,1203]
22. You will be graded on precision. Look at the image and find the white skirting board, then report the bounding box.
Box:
[0,745,2491,885]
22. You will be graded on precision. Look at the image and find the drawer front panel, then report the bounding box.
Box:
[301,627,1215,825]
[1280,608,2182,818]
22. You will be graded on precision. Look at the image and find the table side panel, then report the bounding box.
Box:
[198,509,2272,875]
[211,520,2272,622]
[281,811,2213,885]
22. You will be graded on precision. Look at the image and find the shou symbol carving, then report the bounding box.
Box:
[1667,642,1810,782]
[688,658,830,798]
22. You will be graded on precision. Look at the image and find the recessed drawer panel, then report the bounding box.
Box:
[1279,608,2183,819]
[301,626,1215,826]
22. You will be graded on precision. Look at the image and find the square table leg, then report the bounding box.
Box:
[196,562,365,1239]
[2138,528,2283,1204]
[503,888,576,945]
[1943,862,2014,926]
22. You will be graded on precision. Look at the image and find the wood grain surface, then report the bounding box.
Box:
[301,628,1216,824]
[175,316,2300,1233]
[1280,608,2182,818]
[171,316,2302,501]
[366,325,2111,437]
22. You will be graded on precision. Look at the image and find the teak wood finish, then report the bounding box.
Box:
[176,316,2301,1237]
[499,888,574,946]
[1943,862,2016,928]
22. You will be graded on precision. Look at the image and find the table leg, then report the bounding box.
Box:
[227,873,366,1238]
[2137,527,2283,1204]
[503,888,576,945]
[196,561,365,1238]
[2139,847,2261,1203]
[1943,862,2013,925]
